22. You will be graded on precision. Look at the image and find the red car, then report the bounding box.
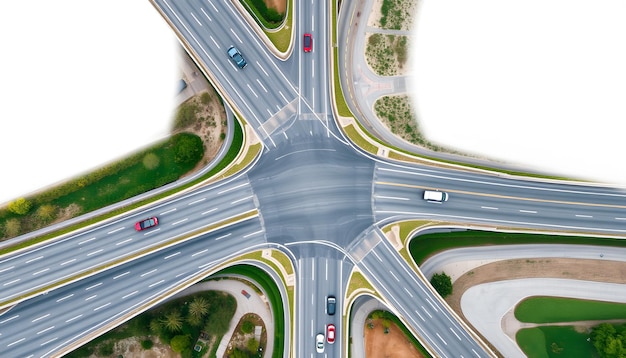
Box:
[135,217,158,231]
[326,324,335,344]
[303,33,313,52]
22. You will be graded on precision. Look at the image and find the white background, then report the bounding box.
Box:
[411,0,626,185]
[0,1,177,205]
[1,1,626,206]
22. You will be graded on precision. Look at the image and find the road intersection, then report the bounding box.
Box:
[0,1,625,357]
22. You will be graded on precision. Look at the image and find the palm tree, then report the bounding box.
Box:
[160,310,183,332]
[188,297,209,320]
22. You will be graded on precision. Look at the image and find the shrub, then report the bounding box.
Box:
[430,272,453,298]
[241,320,254,334]
[8,197,32,215]
[141,339,153,350]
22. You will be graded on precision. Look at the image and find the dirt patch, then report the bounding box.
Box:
[365,33,411,76]
[367,0,418,30]
[224,313,267,357]
[364,318,426,358]
[264,0,286,14]
[446,258,626,317]
[90,337,179,358]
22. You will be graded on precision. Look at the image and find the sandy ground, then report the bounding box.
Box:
[264,0,286,14]
[364,319,426,358]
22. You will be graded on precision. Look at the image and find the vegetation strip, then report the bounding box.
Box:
[0,118,245,256]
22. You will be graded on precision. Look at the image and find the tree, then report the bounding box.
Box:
[591,323,626,358]
[188,297,209,320]
[430,272,453,298]
[173,133,204,166]
[160,310,184,332]
[170,334,191,353]
[8,197,31,215]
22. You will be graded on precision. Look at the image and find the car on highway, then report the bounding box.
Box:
[135,217,159,231]
[303,33,313,52]
[327,296,336,315]
[423,190,449,203]
[315,333,324,353]
[326,324,335,344]
[227,46,247,68]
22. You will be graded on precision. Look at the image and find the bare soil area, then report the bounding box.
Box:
[88,337,178,358]
[364,318,426,358]
[264,0,286,14]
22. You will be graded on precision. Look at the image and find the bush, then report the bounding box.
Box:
[430,272,453,298]
[8,197,32,215]
[173,133,204,166]
[241,320,254,334]
[170,335,191,353]
[141,339,154,350]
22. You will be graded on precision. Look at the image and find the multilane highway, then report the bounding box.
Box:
[1,0,625,357]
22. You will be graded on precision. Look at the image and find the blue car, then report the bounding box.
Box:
[227,46,247,69]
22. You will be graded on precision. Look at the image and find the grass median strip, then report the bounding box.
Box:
[0,209,259,309]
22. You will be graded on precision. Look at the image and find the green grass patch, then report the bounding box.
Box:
[517,326,595,358]
[215,265,284,358]
[516,296,626,324]
[408,230,626,265]
[343,124,378,154]
[517,328,549,358]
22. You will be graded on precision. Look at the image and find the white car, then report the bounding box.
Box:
[423,190,449,202]
[316,333,325,353]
